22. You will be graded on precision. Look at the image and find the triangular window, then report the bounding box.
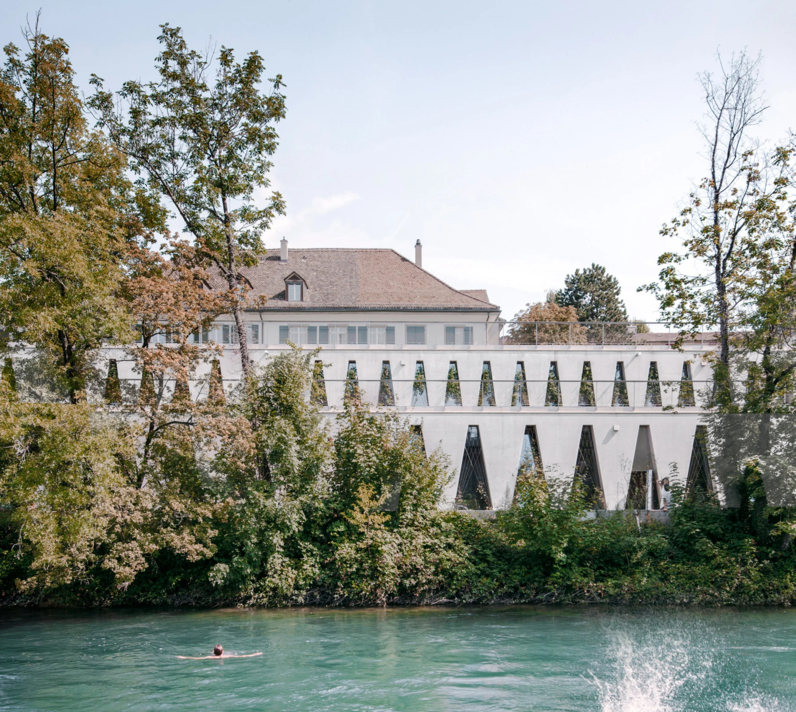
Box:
[512,362,529,406]
[612,362,629,407]
[645,362,662,407]
[456,425,492,509]
[518,425,543,479]
[410,424,426,456]
[478,362,496,406]
[172,373,191,405]
[209,359,225,405]
[625,426,659,509]
[412,361,428,406]
[574,425,604,507]
[2,358,17,394]
[104,359,122,405]
[545,362,561,407]
[345,361,359,402]
[678,361,696,407]
[686,425,713,498]
[311,360,328,407]
[579,361,596,406]
[378,361,395,406]
[445,362,462,406]
[139,367,156,406]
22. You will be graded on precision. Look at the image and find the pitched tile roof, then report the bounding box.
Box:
[209,249,500,312]
[459,289,492,304]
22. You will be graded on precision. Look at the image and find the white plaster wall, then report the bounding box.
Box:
[90,342,713,510]
[209,309,501,347]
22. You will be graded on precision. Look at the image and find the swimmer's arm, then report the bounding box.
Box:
[225,652,263,658]
[176,653,262,659]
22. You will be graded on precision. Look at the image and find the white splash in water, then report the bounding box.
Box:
[590,614,792,712]
[592,627,704,712]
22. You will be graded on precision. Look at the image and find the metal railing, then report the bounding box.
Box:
[306,378,708,410]
[495,321,718,347]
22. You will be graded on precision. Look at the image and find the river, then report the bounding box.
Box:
[0,606,794,711]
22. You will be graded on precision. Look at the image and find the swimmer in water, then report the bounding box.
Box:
[177,645,263,660]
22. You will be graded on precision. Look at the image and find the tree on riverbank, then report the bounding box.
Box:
[90,25,287,381]
[0,20,163,402]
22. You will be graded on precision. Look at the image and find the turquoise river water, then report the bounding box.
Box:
[1,606,795,711]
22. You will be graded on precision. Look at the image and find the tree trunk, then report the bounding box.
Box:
[222,196,250,381]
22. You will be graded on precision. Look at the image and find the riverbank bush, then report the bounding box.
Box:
[2,349,796,608]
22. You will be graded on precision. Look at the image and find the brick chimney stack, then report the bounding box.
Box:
[415,239,422,269]
[280,237,288,263]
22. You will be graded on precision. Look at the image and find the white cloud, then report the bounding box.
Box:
[310,192,360,215]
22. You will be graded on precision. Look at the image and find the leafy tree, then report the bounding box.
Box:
[642,52,779,401]
[0,22,161,402]
[237,346,331,493]
[505,293,586,345]
[555,263,628,323]
[119,239,230,485]
[91,25,287,381]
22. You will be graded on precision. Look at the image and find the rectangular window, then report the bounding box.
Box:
[289,326,305,345]
[287,282,302,301]
[248,324,259,345]
[369,327,386,345]
[386,326,395,345]
[347,326,357,345]
[445,326,475,345]
[279,325,289,344]
[406,325,426,345]
[330,326,347,345]
[358,326,368,344]
[203,327,212,344]
[319,325,329,345]
[307,326,318,345]
[191,329,200,344]
[222,324,239,345]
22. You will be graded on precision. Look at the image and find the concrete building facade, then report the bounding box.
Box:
[110,239,714,510]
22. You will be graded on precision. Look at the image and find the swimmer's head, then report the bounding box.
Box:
[214,645,223,656]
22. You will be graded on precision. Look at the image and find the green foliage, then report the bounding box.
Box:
[477,363,495,407]
[0,25,162,402]
[555,263,629,323]
[545,362,561,407]
[1,359,15,394]
[3,23,796,611]
[579,362,595,406]
[104,360,122,404]
[90,24,287,377]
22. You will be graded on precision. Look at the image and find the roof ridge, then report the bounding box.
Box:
[384,249,499,308]
[263,247,397,253]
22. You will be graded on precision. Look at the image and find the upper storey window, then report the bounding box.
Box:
[287,283,302,301]
[285,272,306,302]
[406,325,426,345]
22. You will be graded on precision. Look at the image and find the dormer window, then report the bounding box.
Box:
[287,282,302,301]
[284,272,307,302]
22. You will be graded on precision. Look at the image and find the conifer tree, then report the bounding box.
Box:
[556,264,628,323]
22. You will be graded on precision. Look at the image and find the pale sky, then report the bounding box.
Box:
[3,0,796,322]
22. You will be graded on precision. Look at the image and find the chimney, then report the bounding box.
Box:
[414,239,422,269]
[280,237,288,263]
